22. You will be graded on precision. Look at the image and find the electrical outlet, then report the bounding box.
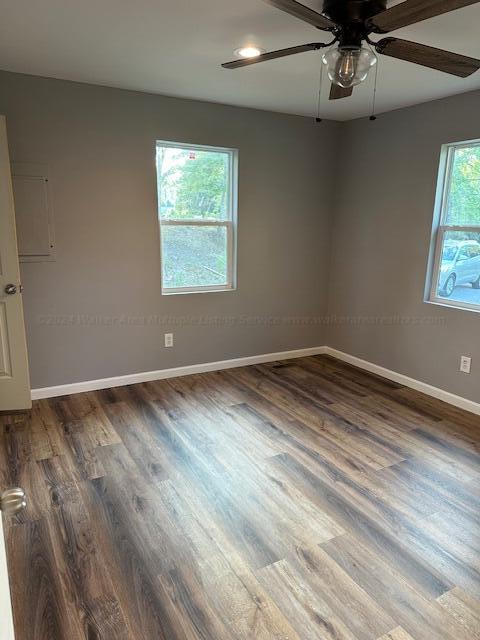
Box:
[460,355,471,374]
[164,333,173,348]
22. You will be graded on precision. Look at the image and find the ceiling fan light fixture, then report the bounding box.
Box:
[235,46,266,59]
[222,0,480,102]
[322,46,377,88]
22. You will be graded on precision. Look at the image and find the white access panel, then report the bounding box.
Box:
[11,163,55,262]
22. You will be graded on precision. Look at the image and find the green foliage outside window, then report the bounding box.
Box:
[158,148,229,220]
[447,145,480,227]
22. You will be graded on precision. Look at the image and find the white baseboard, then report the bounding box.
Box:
[31,346,327,400]
[324,346,480,417]
[31,344,480,417]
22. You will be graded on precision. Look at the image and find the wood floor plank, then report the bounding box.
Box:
[45,481,134,639]
[393,386,479,428]
[103,400,170,484]
[269,452,452,599]
[437,587,480,639]
[205,562,302,640]
[330,400,480,485]
[371,458,480,523]
[377,628,417,640]
[87,471,189,639]
[224,372,386,476]
[258,545,396,640]
[1,354,479,640]
[256,558,360,640]
[321,534,469,640]
[410,426,480,472]
[64,419,106,480]
[29,400,66,461]
[5,518,85,640]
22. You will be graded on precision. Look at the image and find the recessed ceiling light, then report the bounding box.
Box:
[235,46,265,59]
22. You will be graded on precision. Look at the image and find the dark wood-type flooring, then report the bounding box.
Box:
[1,354,480,639]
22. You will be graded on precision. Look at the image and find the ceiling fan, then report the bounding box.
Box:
[222,0,480,100]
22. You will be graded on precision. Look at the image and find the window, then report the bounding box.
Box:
[156,141,237,294]
[429,140,480,311]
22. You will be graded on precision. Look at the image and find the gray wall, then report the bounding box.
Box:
[328,90,480,404]
[1,70,479,403]
[0,71,338,388]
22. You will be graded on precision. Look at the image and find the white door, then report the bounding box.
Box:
[0,488,26,640]
[0,518,15,640]
[0,115,31,412]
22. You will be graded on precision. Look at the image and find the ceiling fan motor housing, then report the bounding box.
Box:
[321,0,387,24]
[322,0,387,47]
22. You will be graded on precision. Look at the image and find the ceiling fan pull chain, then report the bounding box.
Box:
[315,56,324,123]
[369,43,379,121]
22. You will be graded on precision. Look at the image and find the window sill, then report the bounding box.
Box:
[425,298,480,314]
[161,285,236,296]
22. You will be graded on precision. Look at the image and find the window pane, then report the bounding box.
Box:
[446,145,480,225]
[161,225,228,289]
[436,230,480,306]
[157,145,230,220]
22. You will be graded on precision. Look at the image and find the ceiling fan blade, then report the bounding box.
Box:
[376,37,480,77]
[329,84,353,100]
[262,0,335,30]
[222,43,322,69]
[368,0,480,33]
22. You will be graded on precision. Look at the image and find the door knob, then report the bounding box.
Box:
[4,284,17,295]
[1,488,26,515]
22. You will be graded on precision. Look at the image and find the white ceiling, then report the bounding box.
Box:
[0,0,479,120]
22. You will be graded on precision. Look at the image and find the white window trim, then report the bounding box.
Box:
[428,139,480,313]
[156,141,238,295]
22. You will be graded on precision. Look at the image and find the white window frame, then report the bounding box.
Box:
[156,140,238,295]
[428,138,480,313]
